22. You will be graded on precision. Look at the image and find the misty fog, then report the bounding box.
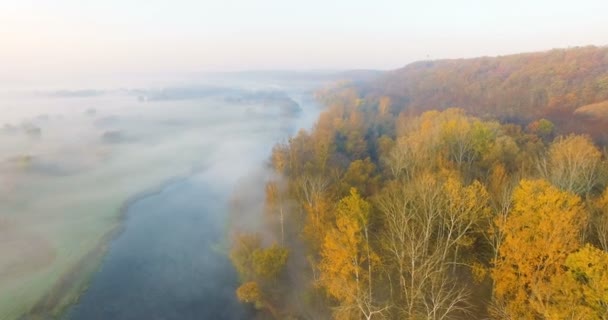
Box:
[0,76,323,319]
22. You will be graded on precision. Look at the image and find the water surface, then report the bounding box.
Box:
[67,177,251,320]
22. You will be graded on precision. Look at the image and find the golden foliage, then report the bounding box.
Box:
[551,244,608,318]
[232,67,608,318]
[236,281,263,305]
[319,188,371,302]
[252,244,289,280]
[492,179,587,319]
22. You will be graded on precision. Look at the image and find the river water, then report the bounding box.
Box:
[66,176,251,320]
[64,91,320,320]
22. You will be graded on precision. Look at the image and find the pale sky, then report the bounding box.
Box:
[1,0,607,82]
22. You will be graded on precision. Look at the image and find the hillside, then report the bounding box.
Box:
[362,46,608,143]
[229,47,608,320]
[576,100,608,119]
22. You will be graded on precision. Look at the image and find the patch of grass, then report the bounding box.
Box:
[1,145,205,320]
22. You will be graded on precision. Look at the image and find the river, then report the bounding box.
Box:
[66,176,251,319]
[62,91,320,320]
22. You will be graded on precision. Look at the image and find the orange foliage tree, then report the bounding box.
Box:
[491,179,587,319]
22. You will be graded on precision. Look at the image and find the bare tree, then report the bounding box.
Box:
[540,135,603,195]
[375,174,482,319]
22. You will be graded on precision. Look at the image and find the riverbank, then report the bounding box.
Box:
[22,174,195,320]
[65,172,252,320]
[0,134,212,320]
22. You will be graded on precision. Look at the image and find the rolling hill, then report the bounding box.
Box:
[357,46,608,143]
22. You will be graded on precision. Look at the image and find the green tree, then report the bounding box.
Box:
[252,244,289,280]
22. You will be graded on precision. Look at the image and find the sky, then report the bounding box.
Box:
[1,0,607,85]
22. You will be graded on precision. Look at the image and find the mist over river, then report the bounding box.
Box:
[67,96,314,320]
[67,93,320,319]
[0,75,323,320]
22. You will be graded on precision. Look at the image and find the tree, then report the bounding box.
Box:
[265,180,286,244]
[252,244,289,280]
[565,245,608,316]
[375,173,486,319]
[527,118,555,141]
[441,177,491,265]
[594,187,608,251]
[485,164,517,264]
[384,111,443,180]
[237,281,264,306]
[231,234,288,319]
[440,110,483,169]
[230,233,262,280]
[236,281,280,318]
[341,158,378,197]
[319,188,385,320]
[229,47,608,318]
[375,135,394,161]
[540,135,603,195]
[296,174,333,250]
[491,179,587,319]
[378,96,392,116]
[551,244,608,319]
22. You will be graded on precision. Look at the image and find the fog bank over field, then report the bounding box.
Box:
[0,74,327,319]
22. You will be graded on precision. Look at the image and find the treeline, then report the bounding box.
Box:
[366,46,608,143]
[229,49,608,319]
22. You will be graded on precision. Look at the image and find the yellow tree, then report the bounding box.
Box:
[311,110,337,173]
[252,244,289,280]
[340,158,378,197]
[271,143,289,174]
[491,179,587,319]
[384,111,443,180]
[296,174,332,250]
[319,188,385,320]
[485,163,518,264]
[231,234,288,319]
[440,176,491,265]
[551,244,608,319]
[236,281,280,318]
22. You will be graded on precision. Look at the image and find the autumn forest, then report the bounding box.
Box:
[229,46,608,319]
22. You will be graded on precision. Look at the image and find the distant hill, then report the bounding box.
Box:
[354,46,608,143]
[575,100,608,120]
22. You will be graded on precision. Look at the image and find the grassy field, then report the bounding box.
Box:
[0,142,205,320]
